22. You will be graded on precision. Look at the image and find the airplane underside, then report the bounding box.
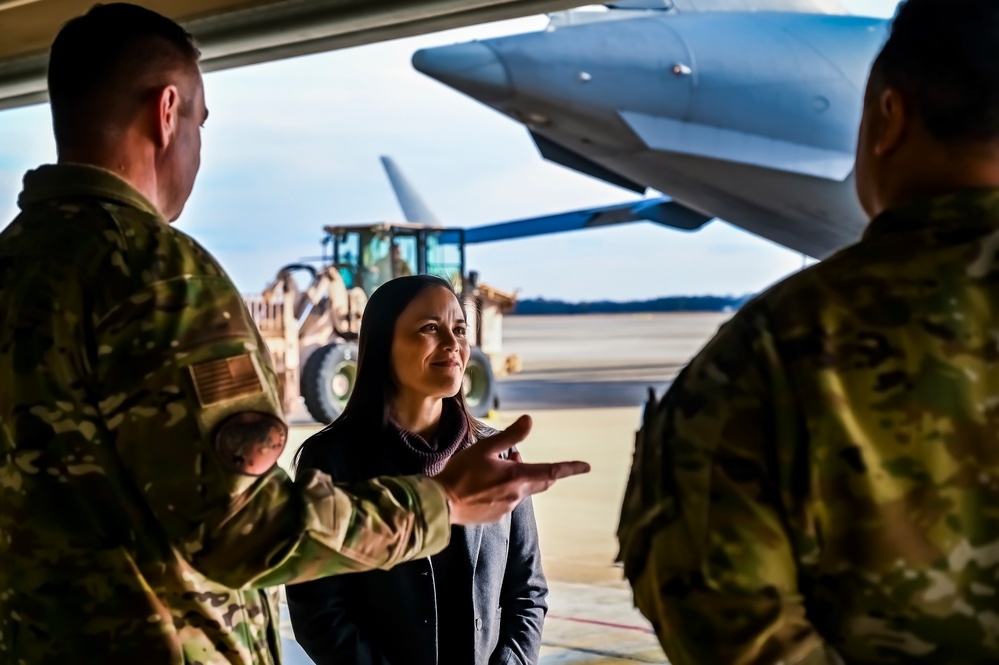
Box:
[527,120,868,257]
[604,149,868,258]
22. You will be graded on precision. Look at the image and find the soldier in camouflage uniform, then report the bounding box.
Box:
[617,0,999,663]
[0,5,588,664]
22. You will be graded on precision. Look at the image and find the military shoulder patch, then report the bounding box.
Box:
[214,411,287,476]
[189,354,263,406]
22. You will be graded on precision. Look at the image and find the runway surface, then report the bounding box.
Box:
[496,313,729,410]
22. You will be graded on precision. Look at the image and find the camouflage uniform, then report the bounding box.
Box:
[0,164,450,664]
[618,190,999,665]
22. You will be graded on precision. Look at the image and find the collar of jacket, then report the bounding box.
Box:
[864,188,999,242]
[18,163,163,219]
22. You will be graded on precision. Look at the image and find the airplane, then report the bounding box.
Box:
[411,0,892,259]
[381,154,713,244]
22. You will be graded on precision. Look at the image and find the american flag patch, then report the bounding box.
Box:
[189,354,263,406]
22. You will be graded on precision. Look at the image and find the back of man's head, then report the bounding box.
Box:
[874,0,999,145]
[48,3,200,152]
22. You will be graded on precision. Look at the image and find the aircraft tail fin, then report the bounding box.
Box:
[380,155,440,224]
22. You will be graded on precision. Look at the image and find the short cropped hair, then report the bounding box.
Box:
[872,0,999,144]
[47,3,200,149]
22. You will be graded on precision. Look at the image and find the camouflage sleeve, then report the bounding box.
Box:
[93,274,450,588]
[618,311,838,665]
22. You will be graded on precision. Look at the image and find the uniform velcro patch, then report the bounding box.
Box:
[189,354,263,406]
[215,412,287,475]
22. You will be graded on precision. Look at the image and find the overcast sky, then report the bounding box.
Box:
[0,0,901,301]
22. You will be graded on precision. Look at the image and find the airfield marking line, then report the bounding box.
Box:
[546,613,655,635]
[541,641,665,663]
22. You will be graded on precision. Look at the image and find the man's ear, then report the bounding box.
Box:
[154,84,181,149]
[874,86,908,157]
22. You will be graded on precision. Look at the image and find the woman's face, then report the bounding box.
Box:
[391,286,470,401]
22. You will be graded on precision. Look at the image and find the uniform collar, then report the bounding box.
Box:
[864,188,999,241]
[17,163,163,219]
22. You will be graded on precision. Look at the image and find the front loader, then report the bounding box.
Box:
[244,222,518,424]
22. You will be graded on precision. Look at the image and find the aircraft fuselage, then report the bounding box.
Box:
[414,12,890,257]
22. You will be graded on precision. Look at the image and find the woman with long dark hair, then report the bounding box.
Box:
[287,275,548,665]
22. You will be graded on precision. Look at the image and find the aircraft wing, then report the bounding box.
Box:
[0,0,585,112]
[374,155,709,243]
[464,196,712,244]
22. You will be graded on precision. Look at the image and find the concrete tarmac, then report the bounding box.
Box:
[278,312,732,665]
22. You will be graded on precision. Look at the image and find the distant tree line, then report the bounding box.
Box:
[511,294,752,315]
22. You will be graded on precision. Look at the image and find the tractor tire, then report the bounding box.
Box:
[301,342,358,424]
[463,347,497,418]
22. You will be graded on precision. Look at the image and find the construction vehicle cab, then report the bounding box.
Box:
[246,221,517,425]
[322,222,465,297]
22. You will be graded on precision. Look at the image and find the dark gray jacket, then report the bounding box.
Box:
[286,427,548,665]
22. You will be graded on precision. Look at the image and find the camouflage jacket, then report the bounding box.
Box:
[0,164,451,664]
[618,190,999,665]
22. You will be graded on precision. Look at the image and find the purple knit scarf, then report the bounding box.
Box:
[388,401,472,476]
